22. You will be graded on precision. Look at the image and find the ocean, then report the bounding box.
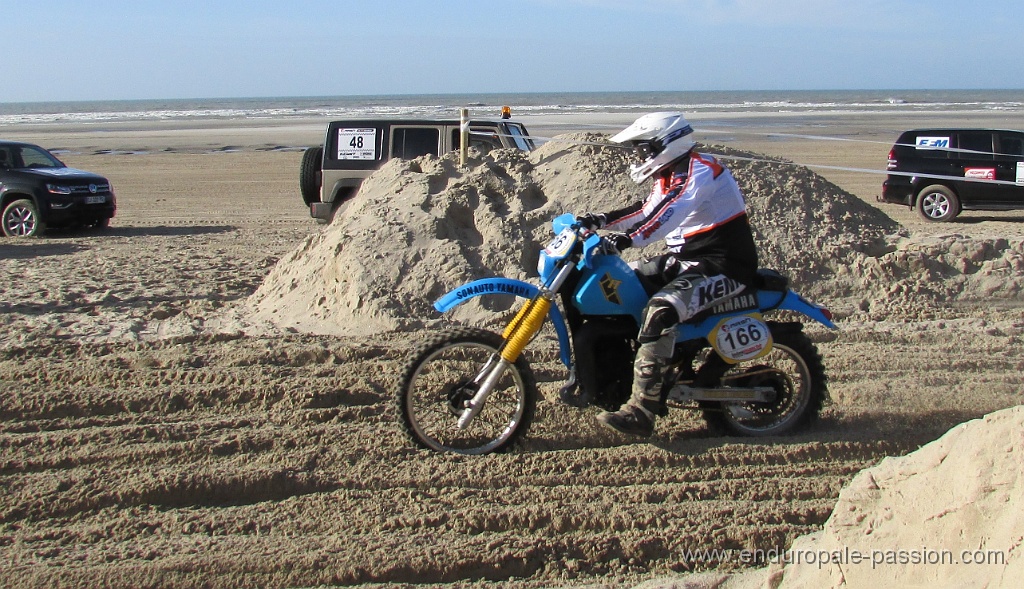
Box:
[1,90,1023,126]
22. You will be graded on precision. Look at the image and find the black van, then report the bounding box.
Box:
[879,128,1024,221]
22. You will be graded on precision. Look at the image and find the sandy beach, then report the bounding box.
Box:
[2,108,1024,588]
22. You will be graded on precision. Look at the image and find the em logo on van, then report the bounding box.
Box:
[916,136,950,150]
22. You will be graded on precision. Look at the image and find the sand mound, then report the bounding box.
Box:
[831,235,1024,320]
[767,405,1024,588]
[236,134,898,335]
[233,133,1024,335]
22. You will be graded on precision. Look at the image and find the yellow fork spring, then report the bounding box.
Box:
[500,296,551,362]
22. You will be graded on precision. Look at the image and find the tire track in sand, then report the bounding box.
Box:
[0,333,925,587]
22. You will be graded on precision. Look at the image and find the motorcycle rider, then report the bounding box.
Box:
[577,112,760,437]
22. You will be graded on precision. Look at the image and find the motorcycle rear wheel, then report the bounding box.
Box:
[396,326,538,454]
[701,327,826,436]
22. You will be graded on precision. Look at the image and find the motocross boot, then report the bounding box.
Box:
[595,336,671,437]
[596,403,655,437]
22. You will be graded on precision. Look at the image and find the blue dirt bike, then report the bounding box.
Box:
[397,213,836,454]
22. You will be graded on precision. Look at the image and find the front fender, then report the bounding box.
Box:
[434,278,572,368]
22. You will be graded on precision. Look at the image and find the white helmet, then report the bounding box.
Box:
[611,112,696,183]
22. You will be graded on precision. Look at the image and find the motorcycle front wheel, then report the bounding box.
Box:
[396,326,538,455]
[701,326,826,437]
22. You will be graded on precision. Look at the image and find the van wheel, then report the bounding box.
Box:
[916,185,960,222]
[299,146,323,206]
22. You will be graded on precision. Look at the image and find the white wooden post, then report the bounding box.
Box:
[460,108,469,168]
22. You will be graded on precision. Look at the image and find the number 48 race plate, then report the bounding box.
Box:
[708,313,773,364]
[337,128,376,160]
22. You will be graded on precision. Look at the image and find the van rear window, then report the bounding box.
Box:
[957,132,994,160]
[998,133,1024,157]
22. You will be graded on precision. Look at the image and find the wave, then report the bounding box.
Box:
[2,91,1022,126]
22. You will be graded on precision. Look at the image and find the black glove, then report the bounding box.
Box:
[606,232,632,251]
[576,212,606,230]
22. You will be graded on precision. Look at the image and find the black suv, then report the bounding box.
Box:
[880,128,1024,222]
[0,141,116,237]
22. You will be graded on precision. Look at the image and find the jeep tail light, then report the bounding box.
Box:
[887,148,897,170]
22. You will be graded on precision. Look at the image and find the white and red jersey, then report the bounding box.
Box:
[603,153,759,284]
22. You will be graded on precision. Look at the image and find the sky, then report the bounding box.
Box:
[2,0,1022,103]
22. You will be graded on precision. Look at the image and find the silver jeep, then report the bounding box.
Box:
[300,118,534,222]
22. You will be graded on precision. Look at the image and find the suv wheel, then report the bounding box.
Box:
[299,146,323,206]
[2,199,46,237]
[916,185,960,222]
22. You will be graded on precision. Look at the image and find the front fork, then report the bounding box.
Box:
[457,263,574,429]
[456,293,551,429]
